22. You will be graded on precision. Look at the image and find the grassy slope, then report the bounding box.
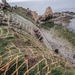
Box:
[40,21,55,29]
[13,7,34,23]
[0,25,75,75]
[41,21,75,47]
[0,7,75,74]
[54,25,75,46]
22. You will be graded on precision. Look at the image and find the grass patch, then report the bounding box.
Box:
[65,71,74,75]
[55,25,75,46]
[51,68,63,75]
[13,8,34,23]
[24,39,31,46]
[40,21,55,29]
[2,28,8,34]
[0,36,15,52]
[0,8,2,11]
[0,38,8,47]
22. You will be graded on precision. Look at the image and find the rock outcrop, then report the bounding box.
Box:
[31,11,39,23]
[1,0,12,12]
[40,7,53,21]
[26,7,53,23]
[2,0,10,7]
[41,7,52,21]
[2,0,6,4]
[52,11,74,26]
[26,8,39,23]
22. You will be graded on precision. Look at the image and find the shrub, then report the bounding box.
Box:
[51,68,63,75]
[41,21,55,29]
[65,71,74,75]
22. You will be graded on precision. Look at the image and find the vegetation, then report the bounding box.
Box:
[55,25,75,46]
[65,71,74,75]
[41,21,55,29]
[0,9,75,75]
[0,24,74,75]
[41,21,75,46]
[13,7,34,23]
[51,68,63,75]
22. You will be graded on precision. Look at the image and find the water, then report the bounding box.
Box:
[67,18,75,33]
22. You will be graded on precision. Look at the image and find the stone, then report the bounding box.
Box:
[26,8,39,23]
[31,11,39,23]
[55,49,59,54]
[41,6,53,21]
[73,54,75,59]
[2,0,6,4]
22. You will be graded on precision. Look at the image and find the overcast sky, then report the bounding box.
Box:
[0,0,75,15]
[0,0,24,2]
[0,0,43,2]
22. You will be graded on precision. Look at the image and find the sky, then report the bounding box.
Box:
[0,0,24,2]
[0,0,43,2]
[0,0,75,15]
